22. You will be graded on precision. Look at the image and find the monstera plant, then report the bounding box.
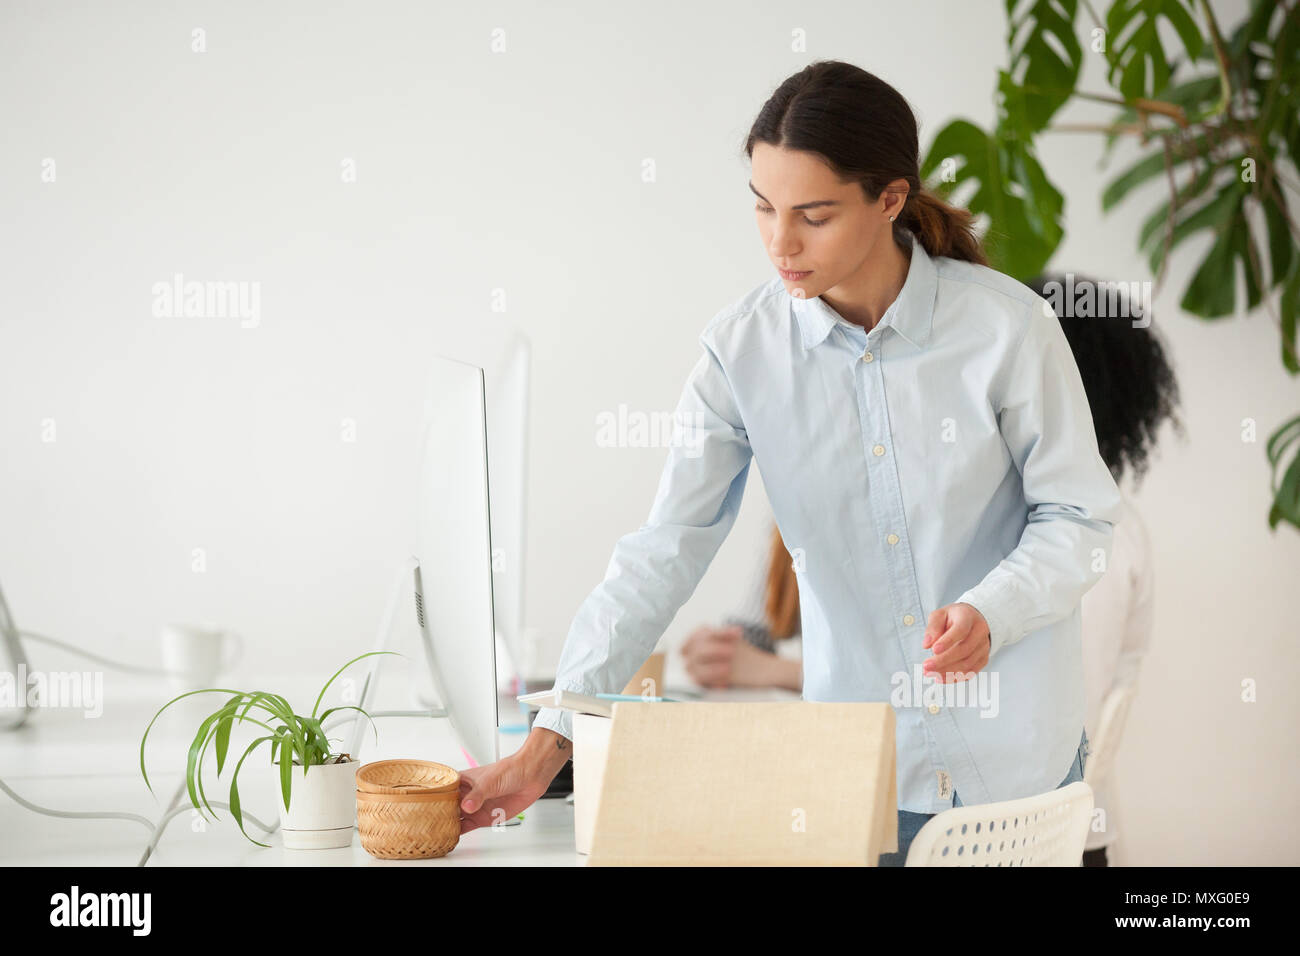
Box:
[919,0,1300,532]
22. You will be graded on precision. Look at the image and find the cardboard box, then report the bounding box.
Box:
[572,700,896,865]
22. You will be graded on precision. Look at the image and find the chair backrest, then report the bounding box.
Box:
[1084,684,1136,789]
[905,781,1094,866]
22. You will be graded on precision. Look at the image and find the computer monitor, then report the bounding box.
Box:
[409,353,502,766]
[484,334,530,686]
[345,336,529,767]
[411,327,531,685]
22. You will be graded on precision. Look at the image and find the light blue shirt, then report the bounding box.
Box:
[534,234,1123,813]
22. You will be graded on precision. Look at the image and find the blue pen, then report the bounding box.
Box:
[594,693,678,703]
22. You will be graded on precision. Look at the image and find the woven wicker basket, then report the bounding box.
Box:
[357,759,459,795]
[356,759,461,859]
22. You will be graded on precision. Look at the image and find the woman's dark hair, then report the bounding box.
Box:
[1028,273,1185,488]
[744,60,987,265]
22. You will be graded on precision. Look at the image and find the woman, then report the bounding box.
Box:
[458,60,1123,865]
[687,273,1179,865]
[1030,273,1179,865]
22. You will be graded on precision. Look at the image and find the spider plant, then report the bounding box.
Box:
[139,650,398,847]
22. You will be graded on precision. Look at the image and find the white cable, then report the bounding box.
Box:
[4,634,442,864]
[0,774,158,830]
[134,791,279,867]
[19,630,187,677]
[0,774,280,867]
[3,710,439,866]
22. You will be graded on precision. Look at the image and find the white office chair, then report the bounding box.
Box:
[905,781,1094,866]
[1084,684,1136,790]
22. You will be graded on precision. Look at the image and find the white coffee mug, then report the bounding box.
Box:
[160,623,243,691]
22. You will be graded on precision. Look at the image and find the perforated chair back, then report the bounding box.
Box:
[905,781,1094,866]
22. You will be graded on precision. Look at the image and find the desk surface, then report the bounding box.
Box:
[0,673,797,866]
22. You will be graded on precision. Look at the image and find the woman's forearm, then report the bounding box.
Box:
[765,653,803,692]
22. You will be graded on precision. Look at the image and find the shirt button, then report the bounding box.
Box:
[928,704,940,714]
[862,351,874,362]
[887,533,899,545]
[872,444,885,456]
[903,614,915,626]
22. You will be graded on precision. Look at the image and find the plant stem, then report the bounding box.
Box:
[1044,121,1150,136]
[1198,0,1234,120]
[1065,88,1190,126]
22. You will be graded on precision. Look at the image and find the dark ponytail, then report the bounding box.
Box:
[743,60,987,266]
[899,187,987,266]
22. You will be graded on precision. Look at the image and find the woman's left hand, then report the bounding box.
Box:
[921,603,990,683]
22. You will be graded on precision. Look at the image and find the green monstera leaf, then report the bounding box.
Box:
[1177,179,1261,317]
[920,118,1065,279]
[1279,255,1300,375]
[1003,0,1085,134]
[1267,412,1300,531]
[1103,0,1206,99]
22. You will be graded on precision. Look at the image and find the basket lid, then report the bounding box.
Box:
[356,759,460,794]
[356,788,461,803]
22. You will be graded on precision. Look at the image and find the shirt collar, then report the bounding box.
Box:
[791,233,938,351]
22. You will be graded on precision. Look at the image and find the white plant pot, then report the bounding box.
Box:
[273,758,359,849]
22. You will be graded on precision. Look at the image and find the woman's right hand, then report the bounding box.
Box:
[458,728,572,834]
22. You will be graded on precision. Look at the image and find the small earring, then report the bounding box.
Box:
[889,215,896,222]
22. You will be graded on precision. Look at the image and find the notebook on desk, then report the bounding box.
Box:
[516,688,677,718]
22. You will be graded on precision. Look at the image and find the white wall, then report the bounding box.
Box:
[2,0,1294,864]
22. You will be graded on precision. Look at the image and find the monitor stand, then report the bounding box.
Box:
[0,581,34,731]
[340,558,448,759]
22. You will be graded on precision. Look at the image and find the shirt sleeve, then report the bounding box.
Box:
[955,295,1124,661]
[531,330,754,742]
[1080,503,1155,741]
[1112,512,1155,689]
[1079,511,1133,739]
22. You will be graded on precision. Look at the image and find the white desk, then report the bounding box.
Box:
[0,673,582,866]
[0,672,799,866]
